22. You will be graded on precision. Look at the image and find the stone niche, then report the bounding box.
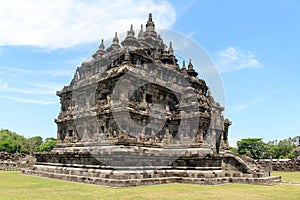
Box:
[23,13,281,187]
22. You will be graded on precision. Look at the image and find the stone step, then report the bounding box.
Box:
[35,162,222,171]
[22,165,281,187]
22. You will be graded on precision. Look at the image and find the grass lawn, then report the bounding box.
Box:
[0,171,299,200]
[272,171,300,183]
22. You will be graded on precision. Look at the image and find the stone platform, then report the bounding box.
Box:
[23,163,281,187]
[22,146,281,187]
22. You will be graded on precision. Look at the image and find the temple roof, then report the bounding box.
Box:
[67,13,205,92]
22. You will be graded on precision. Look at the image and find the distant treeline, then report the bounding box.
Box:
[231,137,299,159]
[0,129,56,155]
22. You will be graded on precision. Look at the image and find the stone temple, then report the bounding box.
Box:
[23,14,280,186]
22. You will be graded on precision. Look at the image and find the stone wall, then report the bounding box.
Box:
[23,165,281,187]
[0,152,36,170]
[256,159,300,172]
[24,150,282,187]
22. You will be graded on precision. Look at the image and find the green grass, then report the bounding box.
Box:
[272,171,300,183]
[0,171,299,200]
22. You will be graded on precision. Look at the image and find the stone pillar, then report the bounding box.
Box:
[222,119,231,150]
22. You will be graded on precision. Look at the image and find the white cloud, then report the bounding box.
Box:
[229,96,264,112]
[0,79,8,89]
[0,0,175,49]
[229,89,286,112]
[0,79,61,96]
[0,66,67,104]
[0,95,56,105]
[216,46,263,72]
[0,66,73,77]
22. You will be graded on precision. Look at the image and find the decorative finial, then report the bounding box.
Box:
[93,38,106,57]
[107,32,120,51]
[182,61,186,69]
[146,13,155,31]
[187,59,198,76]
[168,41,174,55]
[113,32,119,44]
[188,59,193,70]
[148,13,153,22]
[99,39,105,50]
[138,24,144,39]
[127,24,135,37]
[180,61,187,74]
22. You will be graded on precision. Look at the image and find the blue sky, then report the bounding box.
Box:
[0,0,299,146]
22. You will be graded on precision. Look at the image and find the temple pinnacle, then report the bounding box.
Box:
[113,32,119,44]
[168,41,174,55]
[188,59,193,70]
[146,13,155,31]
[138,24,144,39]
[127,24,135,37]
[99,39,105,50]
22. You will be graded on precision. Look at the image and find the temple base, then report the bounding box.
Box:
[22,146,281,187]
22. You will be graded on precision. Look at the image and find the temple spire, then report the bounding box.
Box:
[168,41,174,56]
[182,61,186,70]
[187,59,198,77]
[113,32,119,44]
[180,61,188,75]
[99,39,105,50]
[107,32,120,51]
[92,38,106,58]
[127,24,135,37]
[188,59,193,70]
[148,13,153,22]
[146,13,155,31]
[138,24,144,39]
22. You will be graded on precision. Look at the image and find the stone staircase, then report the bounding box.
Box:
[23,161,281,187]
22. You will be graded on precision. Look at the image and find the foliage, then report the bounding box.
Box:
[38,137,56,152]
[0,129,27,154]
[0,129,56,154]
[237,138,267,159]
[26,136,43,155]
[236,137,298,159]
[276,137,297,159]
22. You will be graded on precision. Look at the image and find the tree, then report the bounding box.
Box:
[237,138,267,159]
[264,140,278,158]
[0,129,57,154]
[235,137,298,159]
[0,129,27,154]
[25,136,43,155]
[275,137,297,159]
[38,137,56,152]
